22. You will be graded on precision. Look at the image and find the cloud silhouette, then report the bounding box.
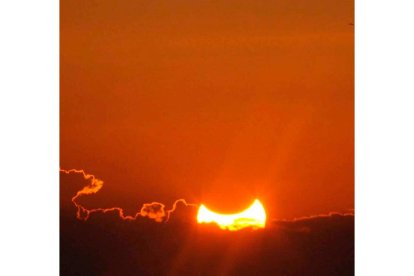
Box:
[60,168,198,222]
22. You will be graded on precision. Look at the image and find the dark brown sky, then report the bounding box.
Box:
[60,0,354,219]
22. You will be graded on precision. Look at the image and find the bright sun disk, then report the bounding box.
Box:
[197,199,267,231]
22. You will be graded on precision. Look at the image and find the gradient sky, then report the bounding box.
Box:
[61,0,354,219]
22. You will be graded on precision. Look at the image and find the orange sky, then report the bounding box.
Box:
[61,0,354,219]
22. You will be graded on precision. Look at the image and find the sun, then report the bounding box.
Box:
[196,199,267,231]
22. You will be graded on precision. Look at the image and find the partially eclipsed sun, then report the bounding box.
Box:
[197,199,267,231]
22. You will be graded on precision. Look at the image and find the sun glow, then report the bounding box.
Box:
[197,199,267,231]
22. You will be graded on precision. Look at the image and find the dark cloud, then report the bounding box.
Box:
[61,170,353,275]
[61,203,353,275]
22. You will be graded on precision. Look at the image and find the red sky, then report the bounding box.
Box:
[61,0,354,219]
